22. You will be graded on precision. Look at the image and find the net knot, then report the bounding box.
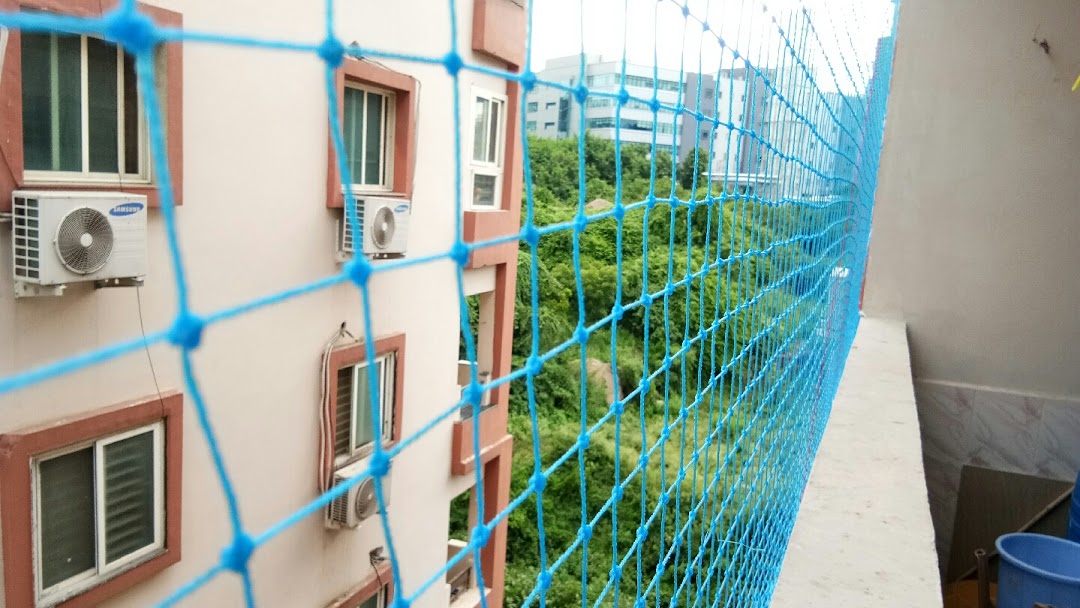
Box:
[317,36,344,68]
[530,472,547,493]
[471,524,491,547]
[574,324,588,345]
[104,8,158,54]
[579,523,593,541]
[168,312,204,349]
[369,451,390,478]
[345,258,372,287]
[450,241,471,267]
[522,223,541,246]
[520,71,537,92]
[443,52,463,75]
[525,355,542,376]
[221,532,254,573]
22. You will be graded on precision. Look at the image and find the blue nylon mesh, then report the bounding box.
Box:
[0,0,897,606]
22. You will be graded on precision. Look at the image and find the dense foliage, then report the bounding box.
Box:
[460,135,841,607]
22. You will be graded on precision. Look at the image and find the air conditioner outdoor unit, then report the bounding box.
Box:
[337,196,411,262]
[11,191,148,298]
[325,459,392,530]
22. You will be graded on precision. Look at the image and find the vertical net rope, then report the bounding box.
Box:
[0,0,897,606]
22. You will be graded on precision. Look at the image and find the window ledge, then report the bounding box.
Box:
[771,318,941,608]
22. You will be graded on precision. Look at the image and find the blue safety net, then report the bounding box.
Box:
[0,0,897,607]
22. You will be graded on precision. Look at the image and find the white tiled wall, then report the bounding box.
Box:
[914,379,1080,576]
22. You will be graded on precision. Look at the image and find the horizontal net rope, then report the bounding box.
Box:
[0,0,897,606]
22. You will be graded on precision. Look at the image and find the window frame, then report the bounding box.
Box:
[324,333,406,479]
[468,87,507,211]
[0,0,183,213]
[327,58,417,208]
[31,421,165,605]
[341,81,397,194]
[0,391,183,608]
[20,32,151,186]
[336,353,396,467]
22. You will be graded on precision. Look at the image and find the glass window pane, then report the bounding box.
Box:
[22,33,82,172]
[122,51,139,175]
[87,38,119,174]
[472,97,489,162]
[103,430,156,563]
[343,87,365,185]
[353,362,380,449]
[335,366,353,457]
[363,91,384,186]
[357,587,384,608]
[487,100,500,164]
[39,447,96,589]
[473,174,497,208]
[56,35,82,172]
[21,32,52,170]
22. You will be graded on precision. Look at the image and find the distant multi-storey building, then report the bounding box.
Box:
[528,55,683,155]
[679,68,776,192]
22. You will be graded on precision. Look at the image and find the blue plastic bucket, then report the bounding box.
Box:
[995,533,1080,608]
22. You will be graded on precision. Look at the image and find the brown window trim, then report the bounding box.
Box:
[0,391,183,608]
[325,559,393,608]
[0,0,184,213]
[471,0,526,69]
[322,333,406,483]
[327,58,418,208]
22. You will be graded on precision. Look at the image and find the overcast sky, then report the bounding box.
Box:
[527,0,894,94]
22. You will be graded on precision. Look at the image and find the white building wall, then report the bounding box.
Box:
[0,0,504,606]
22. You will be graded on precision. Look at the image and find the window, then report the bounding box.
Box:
[585,97,653,111]
[33,422,164,602]
[0,3,182,212]
[586,117,675,134]
[526,120,536,132]
[21,32,147,182]
[0,392,182,608]
[544,101,555,109]
[526,101,537,112]
[342,83,395,191]
[357,586,388,608]
[544,121,555,129]
[593,74,682,92]
[322,334,405,487]
[335,353,396,464]
[327,59,418,208]
[470,90,506,209]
